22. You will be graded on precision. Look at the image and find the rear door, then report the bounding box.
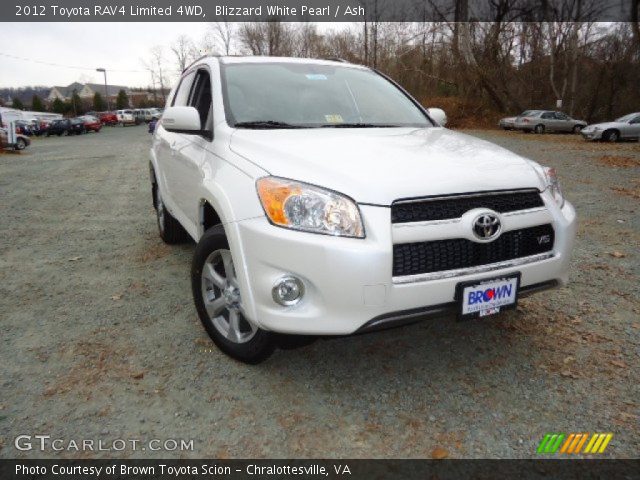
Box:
[155,70,196,214]
[173,68,214,228]
[554,112,572,132]
[540,111,557,131]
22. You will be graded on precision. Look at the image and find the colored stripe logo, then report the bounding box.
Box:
[537,433,613,454]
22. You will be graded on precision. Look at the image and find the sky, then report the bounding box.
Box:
[0,22,344,89]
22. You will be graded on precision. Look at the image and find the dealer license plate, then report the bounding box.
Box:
[457,274,520,320]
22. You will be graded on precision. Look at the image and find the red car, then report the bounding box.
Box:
[97,111,118,126]
[81,115,102,133]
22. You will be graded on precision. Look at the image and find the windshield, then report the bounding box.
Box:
[615,113,637,122]
[221,62,431,128]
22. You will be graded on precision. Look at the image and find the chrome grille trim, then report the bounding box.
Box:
[392,252,556,284]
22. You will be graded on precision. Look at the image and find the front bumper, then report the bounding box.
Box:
[581,130,602,140]
[230,198,577,335]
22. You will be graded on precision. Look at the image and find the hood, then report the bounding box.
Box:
[229,127,545,205]
[584,121,620,130]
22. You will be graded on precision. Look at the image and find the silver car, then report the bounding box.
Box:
[581,112,640,142]
[514,110,587,134]
[499,110,536,130]
[0,127,30,151]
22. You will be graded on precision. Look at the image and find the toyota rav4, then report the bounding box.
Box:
[150,56,577,363]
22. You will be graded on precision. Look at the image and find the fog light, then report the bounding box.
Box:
[272,276,304,306]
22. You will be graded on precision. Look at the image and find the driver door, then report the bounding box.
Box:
[623,115,640,139]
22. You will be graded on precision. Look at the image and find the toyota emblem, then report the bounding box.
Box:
[472,213,501,241]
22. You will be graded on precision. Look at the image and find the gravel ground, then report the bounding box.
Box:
[0,126,638,459]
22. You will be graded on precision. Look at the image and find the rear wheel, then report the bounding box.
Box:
[534,124,545,134]
[602,129,619,142]
[573,125,583,134]
[192,226,275,364]
[154,185,188,244]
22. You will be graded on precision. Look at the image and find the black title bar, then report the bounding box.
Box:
[2,0,638,22]
[2,459,640,480]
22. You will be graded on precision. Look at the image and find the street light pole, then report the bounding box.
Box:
[96,68,109,111]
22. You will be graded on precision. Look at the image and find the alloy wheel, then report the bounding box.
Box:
[200,249,257,344]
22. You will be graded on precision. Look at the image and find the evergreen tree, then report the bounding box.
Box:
[116,89,129,109]
[52,98,66,114]
[12,97,24,110]
[70,89,83,115]
[93,91,107,111]
[31,95,45,112]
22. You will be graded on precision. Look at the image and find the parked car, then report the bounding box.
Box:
[80,115,102,133]
[499,110,536,130]
[133,109,145,123]
[98,111,118,126]
[69,118,87,135]
[514,110,587,134]
[140,108,163,122]
[580,112,640,142]
[46,119,71,136]
[116,109,139,126]
[14,120,33,136]
[150,56,577,363]
[0,127,30,150]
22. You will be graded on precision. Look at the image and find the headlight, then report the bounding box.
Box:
[543,167,564,208]
[256,177,365,238]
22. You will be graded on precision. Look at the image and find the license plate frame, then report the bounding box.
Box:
[455,273,521,321]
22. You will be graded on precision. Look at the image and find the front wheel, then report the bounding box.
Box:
[573,125,583,134]
[192,226,275,364]
[14,138,27,150]
[602,130,619,142]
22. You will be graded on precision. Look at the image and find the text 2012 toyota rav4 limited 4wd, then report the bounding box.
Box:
[150,56,577,363]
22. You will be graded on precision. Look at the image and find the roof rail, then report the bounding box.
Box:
[182,54,214,73]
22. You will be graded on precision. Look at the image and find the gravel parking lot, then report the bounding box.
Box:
[1,126,638,459]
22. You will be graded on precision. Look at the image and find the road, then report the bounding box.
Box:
[0,126,638,458]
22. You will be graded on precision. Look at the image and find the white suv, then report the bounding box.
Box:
[150,56,577,363]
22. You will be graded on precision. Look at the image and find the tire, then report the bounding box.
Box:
[534,124,545,134]
[14,138,26,151]
[602,130,619,142]
[192,226,275,364]
[573,125,583,134]
[154,184,188,244]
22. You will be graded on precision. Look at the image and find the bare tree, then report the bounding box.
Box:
[238,22,295,56]
[141,46,169,104]
[170,35,198,73]
[210,22,236,55]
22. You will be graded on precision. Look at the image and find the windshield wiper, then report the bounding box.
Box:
[233,120,305,129]
[321,123,403,128]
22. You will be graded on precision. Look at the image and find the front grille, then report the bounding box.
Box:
[393,224,554,277]
[391,190,544,224]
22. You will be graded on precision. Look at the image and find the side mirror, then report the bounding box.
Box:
[161,106,202,133]
[427,107,447,126]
